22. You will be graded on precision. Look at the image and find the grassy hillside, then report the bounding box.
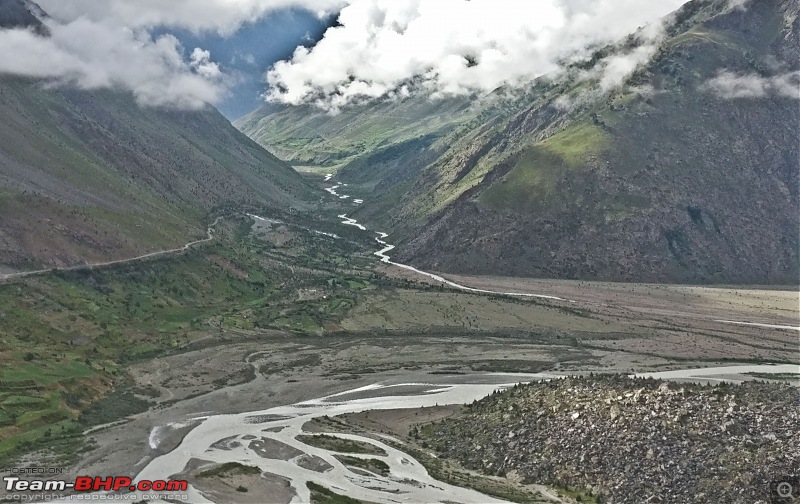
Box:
[0,76,314,272]
[233,96,478,171]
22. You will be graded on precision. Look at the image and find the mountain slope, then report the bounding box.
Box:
[0,75,314,272]
[238,0,799,284]
[395,0,799,283]
[234,96,478,170]
[0,0,48,33]
[0,0,316,274]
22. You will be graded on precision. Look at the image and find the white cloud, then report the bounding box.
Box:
[597,45,658,91]
[0,0,351,109]
[702,71,800,99]
[190,47,222,79]
[37,0,347,34]
[265,0,689,110]
[0,18,226,109]
[551,45,661,112]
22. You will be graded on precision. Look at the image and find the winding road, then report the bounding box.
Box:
[0,216,225,282]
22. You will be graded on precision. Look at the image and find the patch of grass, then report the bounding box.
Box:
[197,462,261,479]
[2,357,94,385]
[400,444,553,504]
[538,122,610,166]
[480,122,610,210]
[306,481,362,504]
[78,389,151,427]
[334,455,390,477]
[553,483,603,504]
[296,434,387,456]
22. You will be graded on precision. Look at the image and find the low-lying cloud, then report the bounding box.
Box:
[0,17,226,109]
[702,70,800,99]
[266,0,689,110]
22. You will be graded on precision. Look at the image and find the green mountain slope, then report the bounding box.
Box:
[233,96,478,172]
[0,75,314,272]
[238,0,799,284]
[0,0,315,273]
[0,33,322,275]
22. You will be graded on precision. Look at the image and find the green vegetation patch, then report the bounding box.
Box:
[0,214,384,465]
[400,443,553,504]
[78,389,150,427]
[197,462,262,479]
[296,434,387,456]
[538,122,610,166]
[306,481,362,504]
[334,455,390,477]
[480,122,610,210]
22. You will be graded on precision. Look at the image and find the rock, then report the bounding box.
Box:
[427,375,800,504]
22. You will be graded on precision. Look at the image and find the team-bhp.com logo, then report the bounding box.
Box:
[4,475,187,494]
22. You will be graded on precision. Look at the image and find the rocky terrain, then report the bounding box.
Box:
[428,375,799,504]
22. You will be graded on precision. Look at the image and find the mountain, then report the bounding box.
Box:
[0,76,315,272]
[234,96,479,171]
[0,0,48,33]
[0,4,314,273]
[238,0,799,284]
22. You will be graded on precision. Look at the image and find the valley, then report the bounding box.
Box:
[239,0,800,285]
[2,171,796,503]
[0,0,798,502]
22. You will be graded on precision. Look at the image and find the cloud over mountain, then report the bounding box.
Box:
[0,17,226,109]
[265,0,690,110]
[702,70,800,99]
[0,0,343,109]
[0,0,715,111]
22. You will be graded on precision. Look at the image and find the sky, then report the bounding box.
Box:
[150,11,333,118]
[0,0,729,118]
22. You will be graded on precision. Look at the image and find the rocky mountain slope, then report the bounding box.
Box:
[240,0,799,284]
[0,2,314,273]
[427,375,799,504]
[0,0,48,33]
